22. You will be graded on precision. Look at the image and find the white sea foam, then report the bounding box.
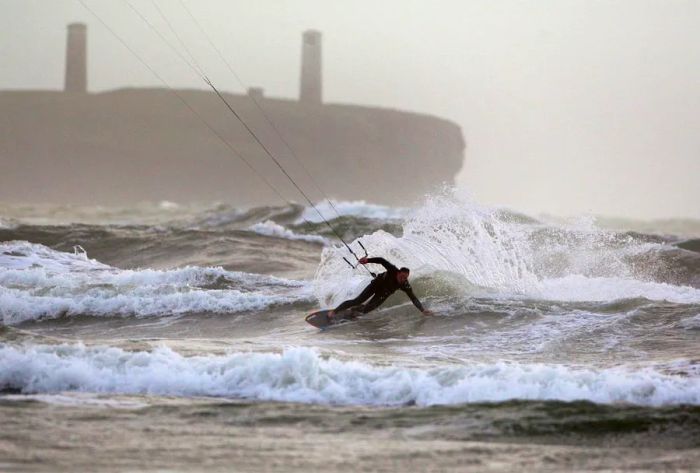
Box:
[0,393,148,409]
[299,200,410,223]
[534,275,700,304]
[1,344,698,407]
[248,220,328,244]
[158,200,180,210]
[0,218,17,230]
[314,194,700,307]
[0,242,311,325]
[679,314,700,330]
[0,241,110,273]
[0,241,303,288]
[0,287,302,325]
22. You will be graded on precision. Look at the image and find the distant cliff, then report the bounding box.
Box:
[0,89,465,206]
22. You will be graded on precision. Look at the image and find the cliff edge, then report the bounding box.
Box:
[0,89,465,206]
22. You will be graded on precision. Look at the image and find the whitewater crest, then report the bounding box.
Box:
[297,200,410,224]
[0,241,311,325]
[1,344,698,407]
[248,220,328,244]
[314,194,700,307]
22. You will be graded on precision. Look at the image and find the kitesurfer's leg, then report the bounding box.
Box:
[331,279,379,318]
[358,294,388,314]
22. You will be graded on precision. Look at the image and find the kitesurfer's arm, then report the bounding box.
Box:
[402,284,432,315]
[359,256,398,272]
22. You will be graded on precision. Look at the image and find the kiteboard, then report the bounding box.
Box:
[305,309,359,329]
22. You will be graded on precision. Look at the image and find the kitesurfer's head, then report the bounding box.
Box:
[396,267,410,284]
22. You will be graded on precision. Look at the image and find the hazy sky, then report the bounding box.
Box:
[2,0,699,219]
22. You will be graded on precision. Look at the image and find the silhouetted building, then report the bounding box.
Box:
[64,23,87,93]
[300,30,322,104]
[0,24,465,206]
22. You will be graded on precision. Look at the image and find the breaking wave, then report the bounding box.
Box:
[314,194,700,307]
[2,195,700,325]
[0,241,311,325]
[1,344,698,407]
[298,200,410,224]
[248,220,327,244]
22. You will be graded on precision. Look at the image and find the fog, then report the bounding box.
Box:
[2,0,699,219]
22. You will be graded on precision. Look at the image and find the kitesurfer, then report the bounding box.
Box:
[329,257,432,319]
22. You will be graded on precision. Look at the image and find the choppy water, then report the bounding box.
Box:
[1,195,699,471]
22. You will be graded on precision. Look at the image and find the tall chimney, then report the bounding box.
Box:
[64,23,87,93]
[299,30,322,104]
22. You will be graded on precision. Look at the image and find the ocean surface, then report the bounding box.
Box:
[1,195,699,472]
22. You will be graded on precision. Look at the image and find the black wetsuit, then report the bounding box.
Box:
[334,257,424,314]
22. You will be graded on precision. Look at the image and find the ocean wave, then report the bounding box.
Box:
[0,288,298,325]
[248,221,328,245]
[1,344,698,407]
[1,240,110,272]
[678,238,700,253]
[298,200,410,224]
[0,241,304,288]
[0,242,311,325]
[0,201,209,226]
[314,194,700,307]
[0,393,149,409]
[679,314,700,330]
[0,218,17,230]
[533,274,700,304]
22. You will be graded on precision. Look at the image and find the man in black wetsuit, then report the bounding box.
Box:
[329,256,432,319]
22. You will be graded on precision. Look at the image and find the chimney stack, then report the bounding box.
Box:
[247,87,265,101]
[64,23,87,93]
[299,30,322,104]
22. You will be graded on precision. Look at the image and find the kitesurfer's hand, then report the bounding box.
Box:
[422,309,434,316]
[358,257,369,265]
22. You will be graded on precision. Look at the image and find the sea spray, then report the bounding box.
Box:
[314,194,700,306]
